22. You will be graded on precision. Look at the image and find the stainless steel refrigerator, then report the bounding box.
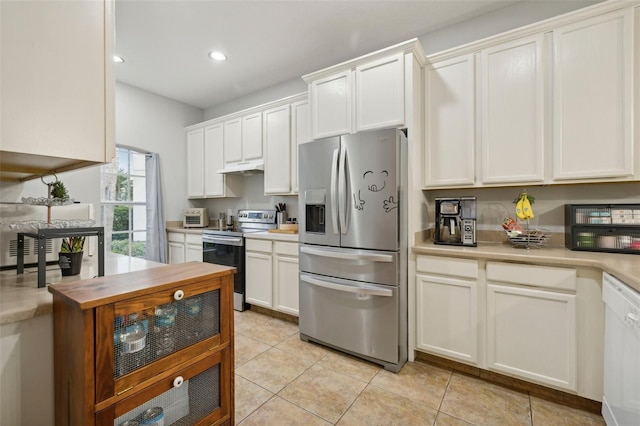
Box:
[298,128,407,372]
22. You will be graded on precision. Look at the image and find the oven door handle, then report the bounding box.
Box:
[202,235,243,246]
[300,274,393,297]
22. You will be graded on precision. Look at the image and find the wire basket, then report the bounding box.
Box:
[505,228,551,249]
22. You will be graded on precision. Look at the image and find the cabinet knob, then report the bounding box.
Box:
[173,376,184,388]
[174,290,184,300]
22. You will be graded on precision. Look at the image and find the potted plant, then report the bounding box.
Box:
[59,236,85,276]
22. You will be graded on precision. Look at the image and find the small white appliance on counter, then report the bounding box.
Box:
[183,208,209,228]
[0,202,95,267]
[602,272,640,426]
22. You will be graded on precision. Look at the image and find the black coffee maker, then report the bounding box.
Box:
[434,197,477,246]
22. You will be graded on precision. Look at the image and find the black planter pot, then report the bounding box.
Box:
[59,251,83,276]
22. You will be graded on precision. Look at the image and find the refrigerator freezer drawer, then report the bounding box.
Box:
[299,244,398,286]
[299,272,400,365]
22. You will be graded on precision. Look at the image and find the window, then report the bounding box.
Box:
[101,147,147,258]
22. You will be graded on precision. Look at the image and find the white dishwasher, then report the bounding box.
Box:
[602,272,640,426]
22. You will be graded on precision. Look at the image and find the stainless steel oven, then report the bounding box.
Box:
[202,209,276,311]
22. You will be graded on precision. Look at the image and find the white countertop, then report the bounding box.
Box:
[0,252,165,325]
[245,231,299,242]
[413,241,640,293]
[166,226,300,242]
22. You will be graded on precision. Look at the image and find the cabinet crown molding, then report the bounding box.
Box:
[302,38,426,83]
[426,0,638,63]
[184,92,307,131]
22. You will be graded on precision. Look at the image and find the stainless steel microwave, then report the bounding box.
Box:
[183,208,209,228]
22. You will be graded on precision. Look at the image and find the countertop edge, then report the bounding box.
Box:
[245,231,299,242]
[413,242,640,292]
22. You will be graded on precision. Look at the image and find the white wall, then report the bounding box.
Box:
[0,82,204,223]
[196,174,299,223]
[115,83,204,221]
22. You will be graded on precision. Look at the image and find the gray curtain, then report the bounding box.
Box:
[145,153,167,263]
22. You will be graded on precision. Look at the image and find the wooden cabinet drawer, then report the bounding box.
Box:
[274,241,298,256]
[486,262,576,291]
[96,347,232,425]
[246,239,272,253]
[416,255,478,279]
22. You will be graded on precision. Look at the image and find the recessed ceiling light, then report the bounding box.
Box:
[113,55,125,63]
[208,51,227,62]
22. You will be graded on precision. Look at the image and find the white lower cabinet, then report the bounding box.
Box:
[167,231,202,264]
[185,233,203,262]
[246,238,299,316]
[416,255,583,394]
[416,256,479,365]
[167,232,185,265]
[274,242,299,315]
[246,239,273,307]
[486,262,577,392]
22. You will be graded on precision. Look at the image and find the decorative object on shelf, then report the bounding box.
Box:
[21,173,75,224]
[50,179,69,201]
[502,190,548,249]
[59,236,85,276]
[0,219,95,232]
[514,190,535,220]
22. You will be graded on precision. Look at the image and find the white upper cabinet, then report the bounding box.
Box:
[204,123,241,198]
[242,112,263,161]
[186,123,241,199]
[423,2,638,188]
[424,54,476,187]
[264,104,292,194]
[480,34,546,184]
[187,128,205,198]
[222,112,263,169]
[264,95,310,195]
[0,0,115,181]
[304,40,424,140]
[204,124,225,197]
[309,70,353,139]
[552,8,634,181]
[355,53,405,132]
[223,118,242,165]
[291,100,311,194]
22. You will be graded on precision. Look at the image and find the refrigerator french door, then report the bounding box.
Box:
[298,128,407,372]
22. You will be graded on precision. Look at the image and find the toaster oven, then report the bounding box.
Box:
[183,208,209,228]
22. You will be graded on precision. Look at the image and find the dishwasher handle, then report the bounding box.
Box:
[300,274,393,297]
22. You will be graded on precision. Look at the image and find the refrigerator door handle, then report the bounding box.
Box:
[330,147,340,235]
[338,143,347,234]
[300,246,393,262]
[300,274,393,297]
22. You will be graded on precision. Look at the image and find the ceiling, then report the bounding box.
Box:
[114,0,525,110]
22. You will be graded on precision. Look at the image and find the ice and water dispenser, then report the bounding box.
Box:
[304,189,326,234]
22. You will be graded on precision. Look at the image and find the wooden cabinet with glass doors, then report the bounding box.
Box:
[48,262,235,426]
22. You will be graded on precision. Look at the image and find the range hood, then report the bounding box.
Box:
[217,160,264,175]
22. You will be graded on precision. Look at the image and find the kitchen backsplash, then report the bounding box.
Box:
[426,182,640,234]
[196,174,299,222]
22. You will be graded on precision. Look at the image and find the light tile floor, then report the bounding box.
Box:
[234,310,605,426]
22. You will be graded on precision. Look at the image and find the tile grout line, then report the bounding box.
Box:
[332,365,382,425]
[528,392,534,426]
[432,369,455,425]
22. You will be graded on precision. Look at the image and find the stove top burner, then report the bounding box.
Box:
[202,209,277,237]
